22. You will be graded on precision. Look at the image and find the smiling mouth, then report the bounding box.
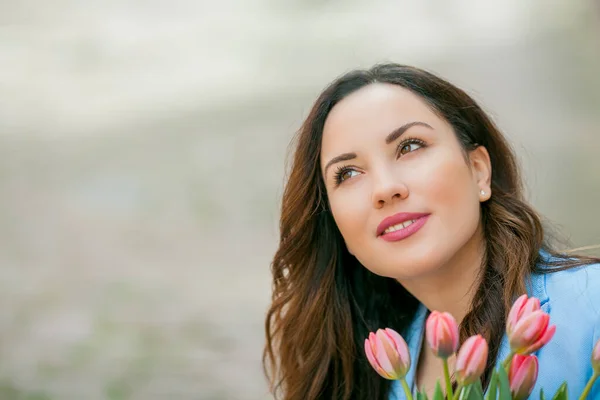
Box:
[381,219,418,235]
[377,214,430,242]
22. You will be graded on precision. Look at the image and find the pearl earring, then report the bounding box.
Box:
[480,190,485,195]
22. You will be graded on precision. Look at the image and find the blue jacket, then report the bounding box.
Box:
[389,260,600,399]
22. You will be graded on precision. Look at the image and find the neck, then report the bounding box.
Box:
[398,226,485,324]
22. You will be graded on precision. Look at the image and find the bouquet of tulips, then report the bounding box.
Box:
[365,295,600,400]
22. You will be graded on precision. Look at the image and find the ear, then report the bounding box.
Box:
[469,146,492,201]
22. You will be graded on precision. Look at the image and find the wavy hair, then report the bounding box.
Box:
[263,63,599,400]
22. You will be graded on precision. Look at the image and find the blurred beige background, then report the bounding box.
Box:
[0,1,599,399]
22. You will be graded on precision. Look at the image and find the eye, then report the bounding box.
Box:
[397,138,426,157]
[334,166,361,185]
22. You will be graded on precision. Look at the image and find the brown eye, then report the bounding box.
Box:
[340,170,354,181]
[340,169,359,181]
[398,141,424,157]
[399,144,411,155]
[334,167,360,185]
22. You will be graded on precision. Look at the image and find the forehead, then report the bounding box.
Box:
[321,83,448,162]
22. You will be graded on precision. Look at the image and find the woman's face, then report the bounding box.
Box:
[320,83,491,280]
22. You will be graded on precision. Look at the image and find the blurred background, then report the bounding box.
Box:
[0,1,599,399]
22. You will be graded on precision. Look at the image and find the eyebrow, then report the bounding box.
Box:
[323,121,434,176]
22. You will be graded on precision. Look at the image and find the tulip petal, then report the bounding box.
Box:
[448,314,460,352]
[510,354,527,378]
[510,311,551,353]
[374,330,396,378]
[426,312,439,351]
[509,354,539,400]
[439,322,451,350]
[365,329,411,380]
[364,338,378,368]
[369,333,393,378]
[426,311,459,358]
[523,323,556,354]
[466,337,488,376]
[380,331,402,376]
[369,332,377,349]
[367,333,379,360]
[508,354,523,382]
[507,294,528,331]
[384,328,410,370]
[517,312,548,342]
[592,339,600,373]
[594,340,600,360]
[365,337,388,378]
[523,297,540,315]
[456,335,488,384]
[455,338,474,372]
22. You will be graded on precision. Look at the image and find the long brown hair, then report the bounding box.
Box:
[263,63,599,400]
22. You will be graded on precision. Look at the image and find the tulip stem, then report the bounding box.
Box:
[443,359,453,400]
[579,372,599,400]
[452,384,463,400]
[400,378,414,400]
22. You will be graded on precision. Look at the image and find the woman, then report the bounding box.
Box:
[263,63,600,399]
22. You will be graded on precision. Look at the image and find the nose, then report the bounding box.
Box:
[371,168,409,209]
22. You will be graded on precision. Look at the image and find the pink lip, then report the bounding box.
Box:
[377,212,430,242]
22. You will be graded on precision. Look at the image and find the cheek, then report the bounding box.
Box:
[328,188,370,246]
[329,197,362,240]
[424,154,480,227]
[429,159,474,201]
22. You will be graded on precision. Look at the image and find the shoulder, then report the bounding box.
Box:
[535,259,600,339]
[531,259,600,396]
[543,261,600,308]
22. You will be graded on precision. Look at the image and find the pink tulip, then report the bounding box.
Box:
[426,311,459,359]
[508,354,539,400]
[506,295,555,354]
[508,309,556,354]
[592,338,600,374]
[506,294,541,333]
[364,328,410,380]
[455,335,488,385]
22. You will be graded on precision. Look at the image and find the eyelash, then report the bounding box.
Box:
[395,137,426,158]
[333,137,427,186]
[334,164,359,186]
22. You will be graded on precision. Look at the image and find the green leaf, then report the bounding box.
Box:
[462,385,473,400]
[474,380,485,399]
[463,383,485,400]
[485,371,498,400]
[416,390,429,400]
[432,381,444,400]
[540,388,546,400]
[551,383,568,400]
[496,367,511,400]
